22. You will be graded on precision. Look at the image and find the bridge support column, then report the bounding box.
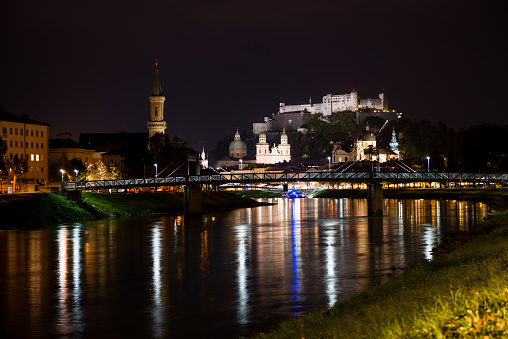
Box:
[62,190,82,202]
[283,182,288,193]
[184,185,202,214]
[367,183,383,217]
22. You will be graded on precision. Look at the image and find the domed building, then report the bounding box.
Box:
[229,129,247,158]
[332,124,401,163]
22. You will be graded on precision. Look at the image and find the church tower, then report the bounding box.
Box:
[256,128,270,160]
[278,127,291,158]
[147,60,167,139]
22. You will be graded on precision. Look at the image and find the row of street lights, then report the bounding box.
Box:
[60,169,79,181]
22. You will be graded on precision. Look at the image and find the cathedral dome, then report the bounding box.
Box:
[362,131,376,142]
[229,140,247,151]
[362,124,376,142]
[229,129,247,158]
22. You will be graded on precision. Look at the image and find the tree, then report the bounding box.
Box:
[85,161,120,181]
[4,155,28,192]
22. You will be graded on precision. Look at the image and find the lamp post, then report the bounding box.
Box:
[60,169,65,181]
[427,157,430,173]
[327,157,331,171]
[240,159,243,172]
[154,163,158,177]
[74,169,79,181]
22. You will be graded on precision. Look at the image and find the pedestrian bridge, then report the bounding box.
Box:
[64,172,508,191]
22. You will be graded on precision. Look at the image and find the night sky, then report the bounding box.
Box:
[1,1,504,151]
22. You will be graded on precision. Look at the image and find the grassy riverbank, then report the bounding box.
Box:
[82,191,265,216]
[253,189,508,338]
[0,191,265,228]
[0,192,91,228]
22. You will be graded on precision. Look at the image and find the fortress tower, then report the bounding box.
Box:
[147,60,167,139]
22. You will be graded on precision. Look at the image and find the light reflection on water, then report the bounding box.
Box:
[0,198,487,338]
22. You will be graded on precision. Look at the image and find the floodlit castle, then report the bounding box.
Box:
[256,128,291,164]
[254,91,398,135]
[278,91,387,116]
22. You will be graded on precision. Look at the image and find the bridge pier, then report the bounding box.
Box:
[184,185,203,214]
[367,182,383,217]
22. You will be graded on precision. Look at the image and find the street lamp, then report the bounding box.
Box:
[427,157,430,173]
[240,159,243,172]
[154,163,158,177]
[60,169,65,181]
[327,157,331,171]
[74,169,79,181]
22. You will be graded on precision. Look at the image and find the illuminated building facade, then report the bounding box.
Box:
[0,112,49,184]
[332,125,401,164]
[256,128,291,164]
[49,133,95,166]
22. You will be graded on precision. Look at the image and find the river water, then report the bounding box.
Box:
[0,198,487,338]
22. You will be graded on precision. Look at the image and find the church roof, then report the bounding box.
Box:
[362,131,376,142]
[229,140,247,151]
[0,111,49,126]
[49,137,81,149]
[151,60,163,96]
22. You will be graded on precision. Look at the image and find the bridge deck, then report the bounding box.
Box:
[64,172,508,191]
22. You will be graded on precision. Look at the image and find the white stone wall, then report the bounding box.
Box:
[279,92,361,116]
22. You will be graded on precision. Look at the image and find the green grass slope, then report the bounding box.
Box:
[82,191,265,216]
[0,192,91,228]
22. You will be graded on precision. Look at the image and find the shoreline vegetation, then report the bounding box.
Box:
[1,188,507,336]
[247,188,508,338]
[0,191,268,228]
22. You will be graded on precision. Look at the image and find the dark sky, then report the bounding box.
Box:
[1,1,505,151]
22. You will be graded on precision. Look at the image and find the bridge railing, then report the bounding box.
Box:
[63,172,508,191]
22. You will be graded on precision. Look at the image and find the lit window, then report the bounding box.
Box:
[36,154,39,161]
[31,154,34,161]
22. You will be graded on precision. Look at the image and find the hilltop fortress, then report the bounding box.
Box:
[253,91,401,135]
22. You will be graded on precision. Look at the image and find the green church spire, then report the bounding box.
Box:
[151,59,163,96]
